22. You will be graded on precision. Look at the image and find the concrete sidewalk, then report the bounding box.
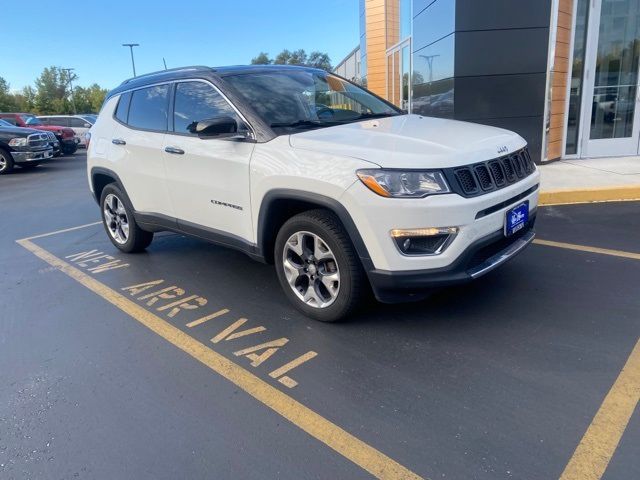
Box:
[538,156,640,205]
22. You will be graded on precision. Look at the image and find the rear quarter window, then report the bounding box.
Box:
[114,92,132,124]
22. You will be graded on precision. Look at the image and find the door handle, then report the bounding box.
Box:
[164,146,185,155]
[112,138,126,145]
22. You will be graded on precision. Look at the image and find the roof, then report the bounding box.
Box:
[117,64,326,86]
[211,64,326,76]
[107,64,328,102]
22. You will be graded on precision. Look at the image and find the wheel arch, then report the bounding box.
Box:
[257,189,373,269]
[90,167,126,205]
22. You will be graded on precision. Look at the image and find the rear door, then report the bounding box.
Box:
[162,80,255,241]
[70,117,91,145]
[110,85,173,217]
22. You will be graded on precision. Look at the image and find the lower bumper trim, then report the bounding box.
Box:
[367,216,536,303]
[12,148,54,163]
[468,229,535,278]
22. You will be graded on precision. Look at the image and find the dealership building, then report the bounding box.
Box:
[334,0,640,163]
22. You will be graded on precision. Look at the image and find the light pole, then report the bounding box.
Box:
[62,67,77,114]
[122,43,140,77]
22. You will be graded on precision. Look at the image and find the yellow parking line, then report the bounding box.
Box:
[16,237,423,480]
[559,338,640,480]
[533,239,640,261]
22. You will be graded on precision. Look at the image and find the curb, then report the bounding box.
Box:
[539,185,640,206]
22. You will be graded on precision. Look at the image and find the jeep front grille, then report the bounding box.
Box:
[449,148,535,197]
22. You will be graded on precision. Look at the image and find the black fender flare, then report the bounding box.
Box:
[257,189,373,270]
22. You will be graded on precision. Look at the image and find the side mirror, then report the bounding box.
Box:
[189,116,241,138]
[84,123,92,128]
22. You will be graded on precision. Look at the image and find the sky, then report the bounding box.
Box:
[2,0,359,92]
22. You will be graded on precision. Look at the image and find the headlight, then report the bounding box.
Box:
[8,138,27,147]
[356,169,450,198]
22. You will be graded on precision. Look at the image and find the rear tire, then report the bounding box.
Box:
[274,209,366,322]
[100,184,153,253]
[0,148,15,175]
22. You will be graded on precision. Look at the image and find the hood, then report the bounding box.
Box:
[289,114,526,169]
[0,125,42,137]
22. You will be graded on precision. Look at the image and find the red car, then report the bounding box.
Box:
[0,113,78,155]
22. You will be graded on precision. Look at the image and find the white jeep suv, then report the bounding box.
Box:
[87,65,539,322]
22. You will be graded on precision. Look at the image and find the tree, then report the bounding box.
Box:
[33,66,77,114]
[0,77,16,111]
[0,69,106,114]
[274,49,293,65]
[13,87,36,112]
[256,49,332,71]
[307,51,332,71]
[73,84,108,113]
[251,52,272,65]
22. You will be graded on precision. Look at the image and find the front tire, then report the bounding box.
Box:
[0,148,15,175]
[62,144,77,155]
[100,184,153,253]
[274,209,366,322]
[19,162,41,169]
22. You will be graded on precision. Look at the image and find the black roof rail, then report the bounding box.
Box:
[119,65,212,85]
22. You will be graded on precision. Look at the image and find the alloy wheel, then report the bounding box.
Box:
[282,231,340,308]
[0,155,6,173]
[103,193,130,244]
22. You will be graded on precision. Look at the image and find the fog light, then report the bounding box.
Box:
[390,227,458,255]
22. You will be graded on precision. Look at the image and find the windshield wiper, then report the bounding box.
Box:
[270,120,326,129]
[353,112,401,120]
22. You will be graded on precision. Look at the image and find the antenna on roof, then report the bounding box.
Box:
[163,58,167,70]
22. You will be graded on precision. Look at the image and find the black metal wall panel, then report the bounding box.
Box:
[455,28,550,77]
[454,74,547,120]
[475,116,546,162]
[455,0,552,31]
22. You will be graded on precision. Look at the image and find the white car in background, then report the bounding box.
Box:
[38,115,94,147]
[87,65,539,322]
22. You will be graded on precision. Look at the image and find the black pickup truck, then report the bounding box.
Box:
[0,119,54,174]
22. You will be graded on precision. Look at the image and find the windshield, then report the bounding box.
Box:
[24,116,43,126]
[223,70,401,132]
[80,115,96,123]
[0,119,12,127]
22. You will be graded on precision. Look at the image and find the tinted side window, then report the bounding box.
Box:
[70,117,87,127]
[173,82,238,134]
[128,85,169,131]
[115,92,132,123]
[1,116,17,125]
[51,117,69,126]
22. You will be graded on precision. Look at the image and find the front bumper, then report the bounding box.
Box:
[367,217,536,302]
[12,147,54,164]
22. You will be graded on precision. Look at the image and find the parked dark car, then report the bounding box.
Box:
[0,119,54,174]
[0,113,77,155]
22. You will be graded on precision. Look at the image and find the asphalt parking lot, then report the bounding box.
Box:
[1,154,638,480]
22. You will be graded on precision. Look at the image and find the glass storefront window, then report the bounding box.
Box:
[565,0,589,154]
[400,0,411,40]
[589,0,640,141]
[402,45,410,110]
[412,34,455,117]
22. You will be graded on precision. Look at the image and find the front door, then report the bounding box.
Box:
[162,80,255,242]
[581,0,640,157]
